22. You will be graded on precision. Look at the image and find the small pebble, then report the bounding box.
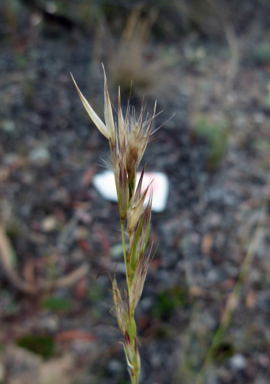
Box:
[1,120,16,133]
[230,354,246,370]
[110,243,124,259]
[41,215,57,232]
[29,147,50,164]
[107,359,122,373]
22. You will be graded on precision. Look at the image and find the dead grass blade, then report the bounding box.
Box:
[0,224,89,294]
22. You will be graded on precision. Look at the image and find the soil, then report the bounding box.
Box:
[1,2,270,384]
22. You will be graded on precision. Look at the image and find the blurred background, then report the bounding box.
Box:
[1,1,270,383]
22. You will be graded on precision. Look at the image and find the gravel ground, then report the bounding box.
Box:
[1,2,270,384]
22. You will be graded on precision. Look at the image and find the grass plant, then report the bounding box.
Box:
[191,113,228,168]
[72,65,158,383]
[93,9,175,99]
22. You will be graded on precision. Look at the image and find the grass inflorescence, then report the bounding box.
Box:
[72,65,157,383]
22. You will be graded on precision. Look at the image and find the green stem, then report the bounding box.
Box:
[131,373,138,384]
[121,221,131,294]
